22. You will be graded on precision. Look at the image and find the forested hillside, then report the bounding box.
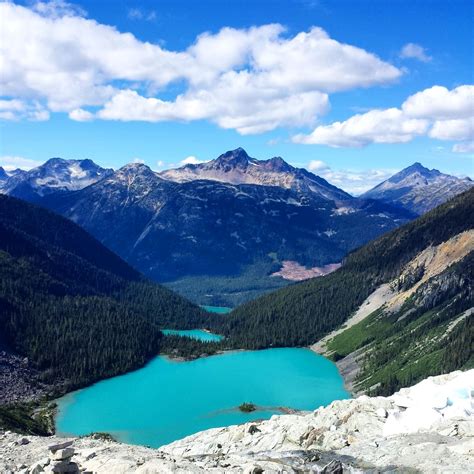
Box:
[0,195,211,392]
[222,189,474,374]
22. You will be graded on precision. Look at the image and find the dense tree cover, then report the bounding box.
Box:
[160,335,224,359]
[165,259,288,307]
[220,189,474,355]
[0,195,216,392]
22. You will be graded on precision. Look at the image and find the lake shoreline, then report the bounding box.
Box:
[55,348,349,447]
[308,343,357,397]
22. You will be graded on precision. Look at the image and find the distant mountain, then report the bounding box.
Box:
[0,167,8,183]
[0,194,208,394]
[0,158,113,203]
[160,147,352,201]
[39,157,413,305]
[361,162,473,214]
[223,188,474,394]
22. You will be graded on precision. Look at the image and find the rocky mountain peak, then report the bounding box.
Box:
[0,166,8,181]
[0,158,114,200]
[159,148,350,201]
[213,148,253,169]
[391,162,440,183]
[362,162,473,214]
[263,156,293,172]
[112,163,160,181]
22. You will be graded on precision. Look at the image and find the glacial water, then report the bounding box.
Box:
[56,348,349,448]
[161,328,223,342]
[201,305,233,314]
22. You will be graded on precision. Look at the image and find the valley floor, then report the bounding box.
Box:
[1,370,472,473]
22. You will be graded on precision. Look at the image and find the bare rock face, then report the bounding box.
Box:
[0,371,472,473]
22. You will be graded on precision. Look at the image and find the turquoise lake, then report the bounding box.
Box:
[161,329,223,342]
[201,305,232,314]
[56,348,349,448]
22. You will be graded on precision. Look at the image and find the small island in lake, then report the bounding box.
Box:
[238,402,257,413]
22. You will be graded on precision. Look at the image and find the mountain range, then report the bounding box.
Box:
[0,158,113,204]
[160,147,351,201]
[361,162,473,214]
[1,149,471,305]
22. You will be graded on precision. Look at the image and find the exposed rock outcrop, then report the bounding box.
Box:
[1,371,472,473]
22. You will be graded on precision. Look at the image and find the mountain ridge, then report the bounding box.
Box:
[362,162,473,214]
[0,158,114,203]
[160,148,352,201]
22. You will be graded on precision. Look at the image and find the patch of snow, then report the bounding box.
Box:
[384,370,474,436]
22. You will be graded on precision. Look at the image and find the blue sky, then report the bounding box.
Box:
[0,0,473,193]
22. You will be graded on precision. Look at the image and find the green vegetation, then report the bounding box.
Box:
[165,259,288,307]
[0,195,218,392]
[220,189,474,393]
[327,254,473,394]
[160,335,225,360]
[0,401,55,436]
[238,402,256,412]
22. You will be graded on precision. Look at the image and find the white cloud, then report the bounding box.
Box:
[69,108,94,121]
[127,8,157,21]
[293,85,474,149]
[307,160,330,172]
[429,118,474,141]
[180,156,205,165]
[402,85,474,119]
[294,108,429,147]
[0,99,49,121]
[306,162,397,195]
[0,155,44,171]
[452,141,474,153]
[132,157,145,164]
[399,43,432,62]
[1,3,402,134]
[31,0,86,19]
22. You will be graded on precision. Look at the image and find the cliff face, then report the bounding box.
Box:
[1,371,472,473]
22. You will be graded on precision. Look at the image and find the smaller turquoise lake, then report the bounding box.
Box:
[161,329,223,342]
[56,348,349,448]
[201,305,232,314]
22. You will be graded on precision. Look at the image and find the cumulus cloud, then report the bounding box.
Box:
[0,99,49,121]
[429,118,474,141]
[306,161,396,195]
[307,160,330,172]
[31,0,86,19]
[294,108,429,147]
[0,2,402,134]
[402,85,473,119]
[69,108,94,121]
[180,156,205,165]
[0,155,44,171]
[293,85,474,150]
[399,43,432,62]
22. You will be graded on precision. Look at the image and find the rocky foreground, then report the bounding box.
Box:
[1,370,472,473]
